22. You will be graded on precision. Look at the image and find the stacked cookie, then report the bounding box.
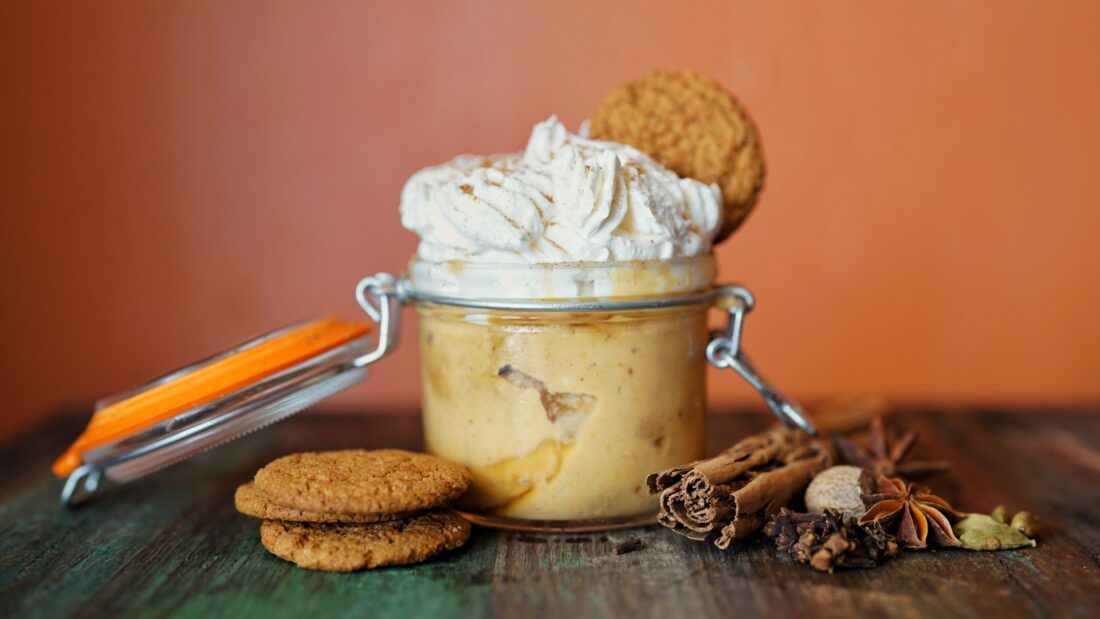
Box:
[235,449,473,572]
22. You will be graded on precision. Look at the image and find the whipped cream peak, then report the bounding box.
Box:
[400,117,723,264]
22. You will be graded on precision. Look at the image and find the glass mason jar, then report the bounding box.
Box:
[409,256,712,530]
[352,255,814,532]
[417,301,710,527]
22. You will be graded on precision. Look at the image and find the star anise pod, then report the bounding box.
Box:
[858,476,961,549]
[765,508,899,572]
[832,416,950,479]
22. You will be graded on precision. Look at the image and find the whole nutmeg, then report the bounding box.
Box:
[804,465,874,519]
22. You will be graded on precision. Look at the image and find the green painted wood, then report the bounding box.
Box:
[1,409,1098,619]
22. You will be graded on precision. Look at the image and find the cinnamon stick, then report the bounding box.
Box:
[647,396,885,549]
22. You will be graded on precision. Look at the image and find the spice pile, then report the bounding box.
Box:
[648,398,1039,572]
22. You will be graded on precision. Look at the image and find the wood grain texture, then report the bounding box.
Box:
[2,409,1098,619]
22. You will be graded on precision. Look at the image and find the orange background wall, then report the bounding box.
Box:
[2,1,1099,438]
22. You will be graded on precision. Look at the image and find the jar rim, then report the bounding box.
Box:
[406,255,717,302]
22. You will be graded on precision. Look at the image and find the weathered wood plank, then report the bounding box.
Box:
[1,409,1098,619]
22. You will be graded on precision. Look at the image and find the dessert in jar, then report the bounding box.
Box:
[402,119,717,524]
[397,77,762,528]
[416,285,708,523]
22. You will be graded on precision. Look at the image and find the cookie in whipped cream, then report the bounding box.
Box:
[588,70,764,241]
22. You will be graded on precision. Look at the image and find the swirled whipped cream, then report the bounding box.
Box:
[400,117,723,264]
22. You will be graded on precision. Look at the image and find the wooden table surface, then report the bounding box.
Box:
[2,409,1098,619]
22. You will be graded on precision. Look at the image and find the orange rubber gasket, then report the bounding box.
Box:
[52,317,370,478]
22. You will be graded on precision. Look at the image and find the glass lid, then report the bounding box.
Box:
[54,317,372,507]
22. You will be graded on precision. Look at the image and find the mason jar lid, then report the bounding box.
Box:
[54,317,372,506]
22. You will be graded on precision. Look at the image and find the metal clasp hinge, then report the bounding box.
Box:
[707,285,817,435]
[353,272,406,368]
[59,464,102,508]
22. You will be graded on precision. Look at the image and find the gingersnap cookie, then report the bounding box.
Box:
[253,449,473,516]
[589,70,765,241]
[235,482,418,523]
[259,510,471,572]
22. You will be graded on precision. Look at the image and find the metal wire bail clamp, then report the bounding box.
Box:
[706,286,817,434]
[353,273,404,368]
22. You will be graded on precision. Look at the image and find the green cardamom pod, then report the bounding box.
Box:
[990,505,1007,524]
[954,512,1037,551]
